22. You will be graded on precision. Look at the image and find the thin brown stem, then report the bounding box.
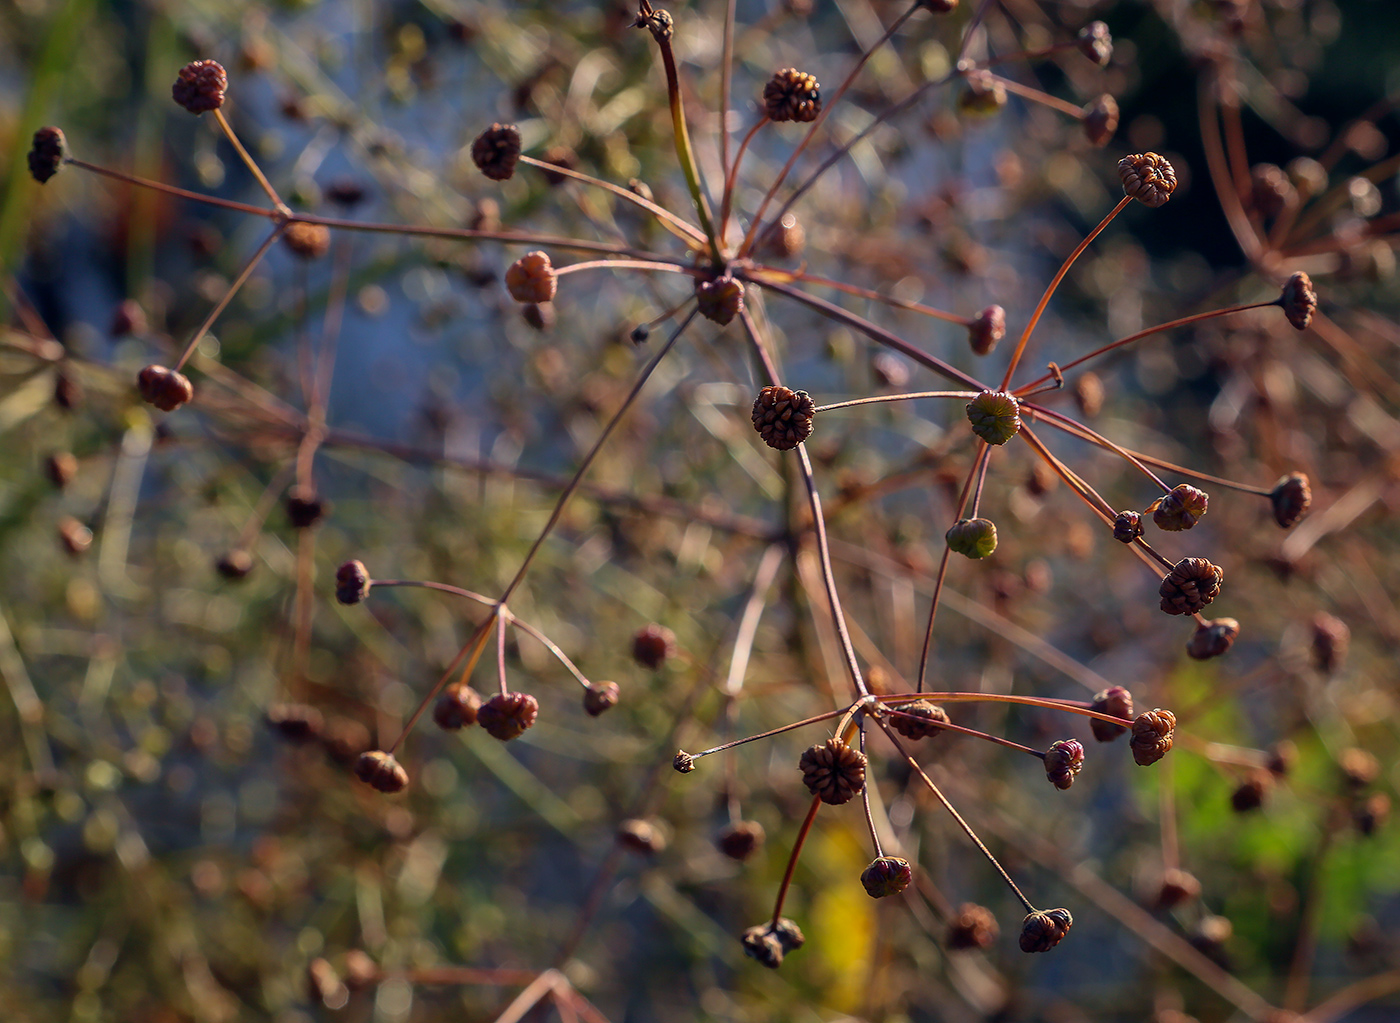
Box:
[771,795,823,926]
[65,157,275,217]
[293,212,666,259]
[917,443,988,687]
[764,268,972,326]
[517,154,706,243]
[815,390,978,414]
[173,226,285,370]
[553,258,694,279]
[858,727,883,857]
[494,613,509,697]
[984,72,1085,118]
[689,709,847,761]
[213,108,287,213]
[720,116,769,241]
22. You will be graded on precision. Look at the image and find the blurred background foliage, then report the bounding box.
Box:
[1,0,1399,1020]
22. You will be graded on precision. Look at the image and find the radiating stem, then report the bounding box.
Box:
[720,117,768,240]
[213,108,287,213]
[518,154,706,243]
[1025,403,1171,492]
[769,269,971,325]
[771,795,823,926]
[917,443,988,688]
[173,225,285,370]
[858,727,883,857]
[815,390,978,414]
[65,157,274,217]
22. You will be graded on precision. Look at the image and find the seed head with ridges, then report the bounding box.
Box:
[947,904,998,949]
[861,856,913,898]
[1020,908,1073,952]
[282,221,331,260]
[1112,510,1143,543]
[968,305,1005,355]
[583,681,620,716]
[1119,152,1177,208]
[28,127,66,183]
[966,391,1021,445]
[946,517,998,559]
[138,365,194,412]
[1159,558,1223,615]
[1252,163,1295,219]
[751,385,815,450]
[470,123,522,181]
[716,820,764,860]
[673,750,695,773]
[1270,472,1311,528]
[1187,617,1239,660]
[1131,708,1177,766]
[477,691,539,741]
[335,560,371,605]
[890,700,950,740]
[632,623,676,668]
[1083,95,1119,147]
[799,737,866,805]
[1150,484,1209,531]
[505,251,557,304]
[1078,21,1113,65]
[285,486,325,529]
[433,684,481,730]
[1156,868,1202,909]
[763,68,822,123]
[354,750,408,793]
[1279,272,1317,330]
[742,917,804,968]
[1044,739,1085,789]
[172,60,228,114]
[1090,685,1133,741]
[1231,770,1271,812]
[695,276,745,325]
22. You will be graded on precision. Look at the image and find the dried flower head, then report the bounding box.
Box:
[354,750,408,793]
[137,365,194,412]
[673,750,695,773]
[1112,510,1143,543]
[1231,770,1271,812]
[477,691,539,741]
[1119,152,1177,208]
[1077,21,1113,65]
[1279,271,1317,330]
[861,856,913,898]
[505,251,558,304]
[1150,484,1209,532]
[716,820,765,860]
[1089,686,1134,742]
[264,702,324,742]
[945,517,998,559]
[335,560,371,605]
[968,305,1005,355]
[1082,95,1119,147]
[763,68,822,123]
[890,699,950,740]
[1354,792,1391,836]
[632,622,677,669]
[1020,908,1073,952]
[216,549,255,579]
[27,127,66,184]
[285,486,326,529]
[471,123,522,181]
[1131,709,1177,766]
[282,221,332,260]
[1269,472,1312,528]
[751,385,816,450]
[433,684,482,730]
[172,60,228,114]
[1156,868,1202,909]
[618,818,666,854]
[695,276,745,325]
[1187,617,1239,660]
[1159,558,1223,615]
[583,681,620,716]
[741,918,804,968]
[947,903,998,949]
[966,390,1021,445]
[1044,739,1085,789]
[799,737,867,805]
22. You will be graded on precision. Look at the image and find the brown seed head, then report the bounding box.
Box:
[264,702,324,743]
[1156,868,1202,909]
[1044,739,1085,789]
[1083,95,1119,147]
[28,127,67,183]
[335,560,371,605]
[505,251,557,304]
[618,818,666,854]
[583,681,620,716]
[354,750,408,793]
[673,750,695,773]
[172,60,228,114]
[1020,908,1073,952]
[1187,617,1239,660]
[959,70,1007,117]
[470,123,522,181]
[1119,152,1178,207]
[138,365,194,412]
[968,305,1006,355]
[1339,747,1380,788]
[1269,472,1311,528]
[1266,740,1297,778]
[1279,272,1317,330]
[477,691,539,741]
[761,213,806,259]
[947,903,999,949]
[1131,708,1177,766]
[966,390,1021,445]
[632,623,677,669]
[1090,686,1134,742]
[433,684,482,730]
[751,385,816,451]
[861,856,913,898]
[716,820,765,860]
[1310,612,1349,674]
[216,549,254,580]
[1077,21,1113,65]
[741,917,804,968]
[1074,371,1104,417]
[324,179,367,207]
[1159,558,1223,615]
[1354,792,1391,836]
[763,68,822,123]
[285,486,326,529]
[1112,510,1143,544]
[1150,484,1209,532]
[890,700,950,740]
[799,737,867,805]
[1231,770,1272,812]
[282,221,331,260]
[695,276,745,325]
[945,517,998,559]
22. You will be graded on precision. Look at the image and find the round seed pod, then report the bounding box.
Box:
[763,68,822,123]
[741,927,784,969]
[1156,868,1202,909]
[1279,272,1317,331]
[1187,617,1239,660]
[673,750,696,773]
[799,737,866,805]
[1077,21,1113,65]
[354,750,408,793]
[433,684,481,730]
[945,517,998,559]
[1020,908,1073,952]
[1159,558,1223,616]
[695,276,745,325]
[947,903,998,949]
[761,213,806,259]
[324,179,367,207]
[172,60,228,114]
[1112,510,1143,543]
[335,560,371,605]
[968,305,1005,355]
[137,365,194,412]
[505,251,557,304]
[27,127,66,183]
[1044,739,1085,789]
[1119,152,1177,207]
[1150,484,1209,531]
[477,691,539,741]
[617,818,666,854]
[861,856,913,898]
[1082,95,1119,147]
[1309,612,1350,674]
[772,917,805,952]
[282,221,331,260]
[285,486,326,529]
[890,700,950,740]
[966,391,1021,445]
[1131,708,1177,766]
[470,123,522,181]
[264,702,324,742]
[1090,686,1133,742]
[1353,792,1390,836]
[632,623,676,669]
[716,820,765,860]
[1266,740,1297,778]
[751,385,815,450]
[583,681,620,716]
[1270,473,1312,528]
[1231,770,1271,812]
[215,548,254,579]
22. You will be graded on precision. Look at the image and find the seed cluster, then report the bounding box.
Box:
[751,385,816,451]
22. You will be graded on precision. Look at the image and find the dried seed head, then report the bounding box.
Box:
[716,820,765,860]
[28,127,66,183]
[945,517,998,559]
[1131,708,1177,766]
[1044,739,1085,789]
[1112,510,1144,544]
[1150,484,1209,532]
[1187,617,1239,660]
[282,221,331,260]
[629,324,651,345]
[947,903,998,949]
[110,299,147,337]
[216,549,255,579]
[1156,868,1202,909]
[861,856,913,898]
[1231,770,1271,812]
[1090,686,1134,742]
[1270,472,1312,528]
[45,452,77,489]
[751,385,816,450]
[968,305,1006,355]
[354,750,408,793]
[1266,740,1297,777]
[321,717,372,766]
[1119,152,1177,208]
[799,737,867,805]
[1020,908,1073,953]
[172,60,228,114]
[1279,272,1317,330]
[763,68,822,123]
[1339,747,1379,788]
[1082,95,1119,147]
[1077,21,1113,65]
[1074,371,1104,418]
[583,681,620,716]
[58,517,93,556]
[890,699,950,740]
[477,691,539,741]
[673,750,696,773]
[695,276,745,325]
[966,390,1021,445]
[264,702,324,743]
[335,560,371,605]
[632,623,677,669]
[285,486,326,529]
[1159,558,1223,616]
[742,918,804,968]
[959,70,1007,117]
[137,365,194,412]
[618,818,666,854]
[433,684,482,730]
[1354,792,1390,836]
[470,123,522,181]
[1310,612,1349,674]
[1194,914,1234,953]
[634,6,673,42]
[1251,163,1295,219]
[505,251,557,304]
